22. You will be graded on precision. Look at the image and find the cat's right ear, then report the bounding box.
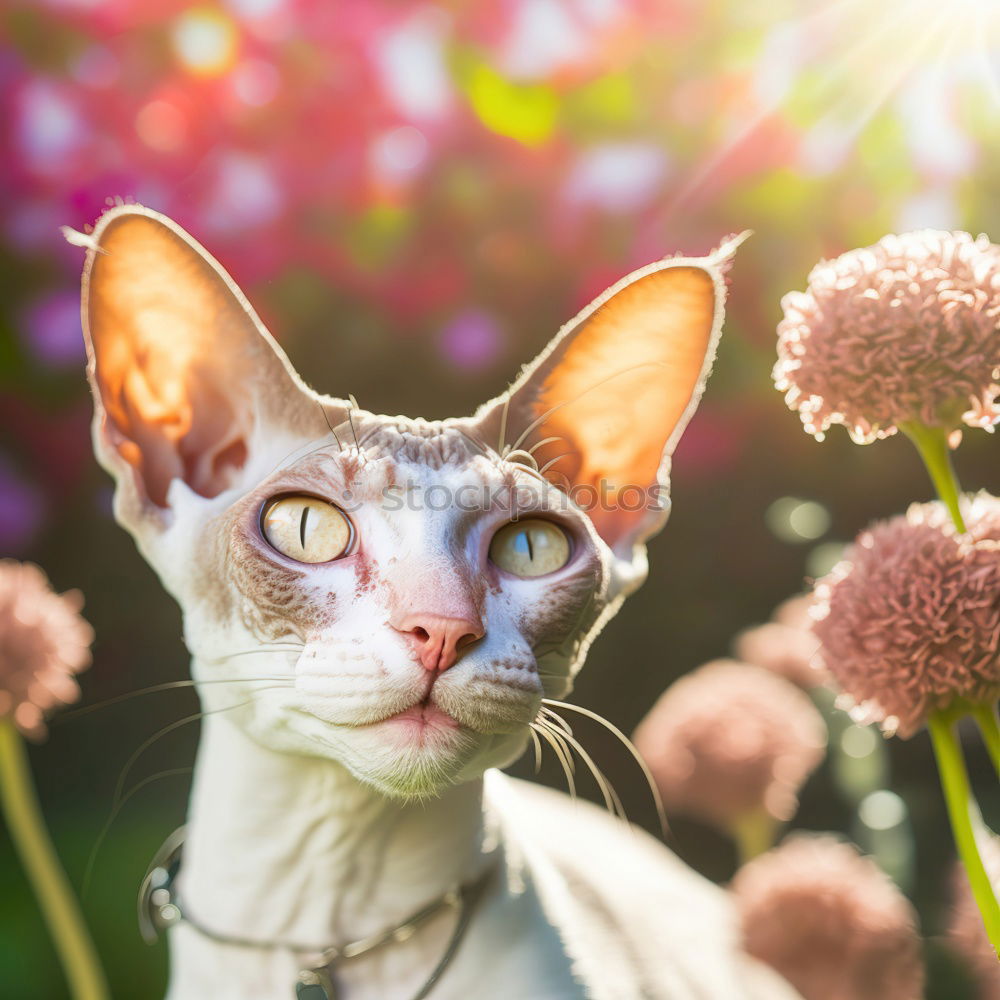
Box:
[469,236,744,594]
[74,205,329,530]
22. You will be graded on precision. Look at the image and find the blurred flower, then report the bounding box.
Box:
[775,230,1000,443]
[20,288,84,368]
[633,660,826,834]
[0,458,46,554]
[734,593,827,689]
[564,142,669,214]
[812,496,1000,737]
[731,834,924,1000]
[0,561,93,739]
[13,79,87,175]
[946,834,1000,1000]
[439,309,503,371]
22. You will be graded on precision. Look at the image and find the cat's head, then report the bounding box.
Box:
[76,205,736,797]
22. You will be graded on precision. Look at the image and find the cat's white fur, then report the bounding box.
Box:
[76,206,800,999]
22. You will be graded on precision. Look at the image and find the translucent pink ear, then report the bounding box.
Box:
[77,206,322,511]
[474,238,743,558]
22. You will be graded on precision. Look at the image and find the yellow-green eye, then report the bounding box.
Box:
[489,519,571,578]
[261,495,352,563]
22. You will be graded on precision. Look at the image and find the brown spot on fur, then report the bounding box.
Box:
[223,490,329,641]
[354,550,379,594]
[338,454,362,491]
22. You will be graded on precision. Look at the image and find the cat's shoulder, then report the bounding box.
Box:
[484,770,732,928]
[483,771,801,1000]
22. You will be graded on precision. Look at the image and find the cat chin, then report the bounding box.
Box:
[345,728,531,800]
[229,690,534,798]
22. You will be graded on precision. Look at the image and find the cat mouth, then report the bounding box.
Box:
[382,697,460,732]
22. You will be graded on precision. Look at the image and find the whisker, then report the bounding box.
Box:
[551,720,626,823]
[317,398,343,453]
[547,723,577,777]
[528,726,543,775]
[526,436,564,458]
[275,431,350,473]
[347,394,365,463]
[502,449,539,471]
[535,712,625,824]
[537,453,571,477]
[266,427,342,478]
[542,698,667,835]
[56,675,295,723]
[83,687,283,895]
[201,645,304,663]
[80,767,193,897]
[267,391,369,476]
[530,721,576,803]
[109,686,291,825]
[539,705,573,738]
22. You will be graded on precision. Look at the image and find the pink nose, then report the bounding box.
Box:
[394,612,485,672]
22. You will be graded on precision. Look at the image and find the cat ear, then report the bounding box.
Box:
[76,205,326,522]
[474,236,744,577]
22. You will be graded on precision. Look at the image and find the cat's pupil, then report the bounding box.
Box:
[514,531,534,560]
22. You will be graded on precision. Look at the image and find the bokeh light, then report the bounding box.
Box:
[766,497,832,543]
[859,789,907,832]
[172,8,239,77]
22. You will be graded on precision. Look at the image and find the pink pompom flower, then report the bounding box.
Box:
[812,495,1000,738]
[732,834,925,1000]
[633,660,826,835]
[734,594,828,689]
[774,230,1000,444]
[0,560,93,738]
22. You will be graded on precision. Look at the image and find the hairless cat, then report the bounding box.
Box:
[71,206,799,1000]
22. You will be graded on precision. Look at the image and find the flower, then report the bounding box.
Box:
[734,593,827,689]
[812,495,1000,737]
[633,660,826,832]
[774,230,1000,443]
[946,836,1000,1000]
[731,834,925,1000]
[0,561,93,738]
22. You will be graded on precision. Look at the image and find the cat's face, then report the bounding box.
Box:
[76,206,734,797]
[189,418,607,794]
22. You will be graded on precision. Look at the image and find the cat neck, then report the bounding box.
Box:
[178,692,493,946]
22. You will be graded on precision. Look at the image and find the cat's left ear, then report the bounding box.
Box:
[74,205,330,531]
[473,236,745,589]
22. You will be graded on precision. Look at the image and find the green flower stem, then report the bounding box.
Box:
[971,702,1000,779]
[900,422,967,532]
[0,719,109,1000]
[903,423,1000,952]
[904,421,1000,776]
[928,711,1000,957]
[731,809,778,865]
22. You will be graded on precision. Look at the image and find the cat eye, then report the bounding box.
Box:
[489,519,571,578]
[260,495,353,563]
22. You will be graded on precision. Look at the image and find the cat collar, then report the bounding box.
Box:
[138,827,496,1000]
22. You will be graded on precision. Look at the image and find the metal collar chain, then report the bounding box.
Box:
[138,827,495,1000]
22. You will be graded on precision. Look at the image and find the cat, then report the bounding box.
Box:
[72,205,799,1000]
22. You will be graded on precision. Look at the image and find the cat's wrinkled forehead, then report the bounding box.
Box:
[354,416,487,470]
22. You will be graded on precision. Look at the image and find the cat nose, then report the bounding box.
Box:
[394,613,485,672]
